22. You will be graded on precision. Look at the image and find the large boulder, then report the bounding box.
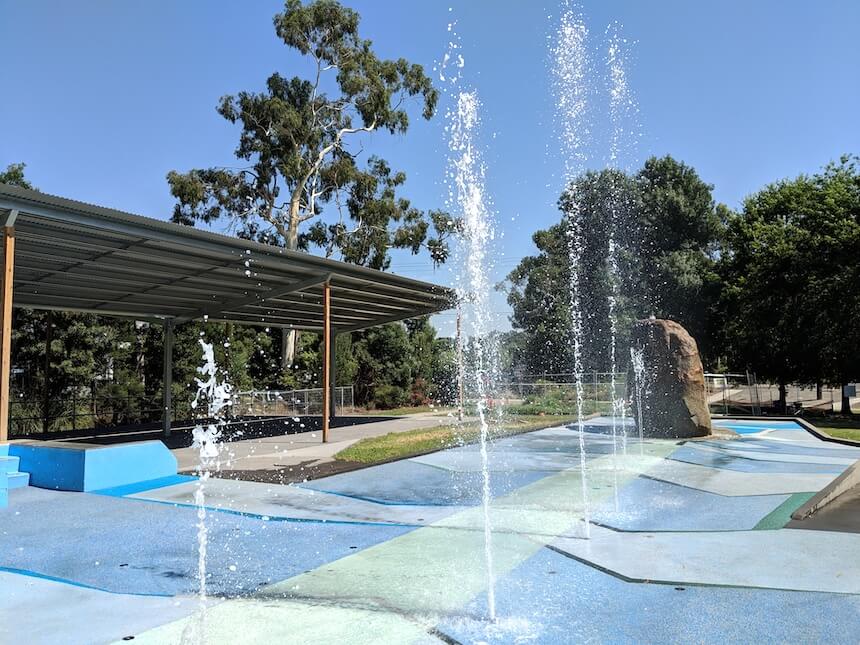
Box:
[628,318,711,438]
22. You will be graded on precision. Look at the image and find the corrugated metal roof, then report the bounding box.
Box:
[0,183,455,331]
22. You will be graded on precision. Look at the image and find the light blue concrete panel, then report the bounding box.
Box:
[435,547,860,644]
[0,455,19,474]
[591,476,791,531]
[0,486,412,597]
[82,442,177,491]
[669,445,846,474]
[300,459,556,506]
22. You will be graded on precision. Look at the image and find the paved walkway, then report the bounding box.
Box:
[171,412,456,472]
[3,417,860,644]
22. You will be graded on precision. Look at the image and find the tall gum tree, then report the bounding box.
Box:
[167,0,457,365]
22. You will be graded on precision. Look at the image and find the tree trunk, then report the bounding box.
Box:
[777,382,787,414]
[841,382,854,415]
[279,201,302,370]
[816,382,823,400]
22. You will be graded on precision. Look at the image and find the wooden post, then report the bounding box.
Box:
[162,318,174,436]
[322,281,331,443]
[0,218,16,443]
[456,303,464,422]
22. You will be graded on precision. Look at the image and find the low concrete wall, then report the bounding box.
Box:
[9,440,177,492]
[791,459,860,520]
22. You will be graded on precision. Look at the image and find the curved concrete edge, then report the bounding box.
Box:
[711,414,860,447]
[791,459,860,520]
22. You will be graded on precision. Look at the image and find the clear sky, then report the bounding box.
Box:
[2,1,858,336]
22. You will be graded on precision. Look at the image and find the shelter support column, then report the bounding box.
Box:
[322,281,331,443]
[162,318,174,437]
[0,212,16,443]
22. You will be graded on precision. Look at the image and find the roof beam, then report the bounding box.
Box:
[340,306,442,333]
[175,272,332,323]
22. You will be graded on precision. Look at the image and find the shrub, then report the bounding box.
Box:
[372,384,408,410]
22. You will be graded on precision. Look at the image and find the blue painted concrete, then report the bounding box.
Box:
[0,471,6,509]
[0,486,412,597]
[300,459,557,506]
[591,476,791,531]
[435,547,860,644]
[0,455,19,473]
[93,474,197,497]
[704,438,860,460]
[10,444,83,490]
[10,441,177,492]
[715,420,804,434]
[668,445,846,474]
[6,471,29,489]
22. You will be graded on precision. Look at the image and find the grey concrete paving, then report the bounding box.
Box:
[0,571,208,644]
[172,413,457,473]
[132,477,467,526]
[551,524,860,593]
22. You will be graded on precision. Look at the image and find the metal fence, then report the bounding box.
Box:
[9,385,355,438]
[499,373,626,402]
[9,391,181,437]
[701,373,856,416]
[233,386,355,417]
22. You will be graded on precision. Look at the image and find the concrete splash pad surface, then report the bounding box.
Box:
[1,419,859,643]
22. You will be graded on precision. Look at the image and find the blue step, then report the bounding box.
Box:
[0,455,20,474]
[7,471,29,489]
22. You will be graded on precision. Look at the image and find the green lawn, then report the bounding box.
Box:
[812,418,860,442]
[335,414,577,464]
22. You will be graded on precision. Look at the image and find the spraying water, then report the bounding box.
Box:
[606,22,638,484]
[551,5,592,539]
[448,89,498,623]
[440,24,499,620]
[182,339,233,645]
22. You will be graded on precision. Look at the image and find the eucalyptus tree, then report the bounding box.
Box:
[0,163,33,189]
[167,0,456,364]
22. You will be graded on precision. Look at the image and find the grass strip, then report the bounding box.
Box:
[335,414,577,464]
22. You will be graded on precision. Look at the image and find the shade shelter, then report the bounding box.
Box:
[0,183,455,443]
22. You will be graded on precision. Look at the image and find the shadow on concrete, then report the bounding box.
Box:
[12,415,397,449]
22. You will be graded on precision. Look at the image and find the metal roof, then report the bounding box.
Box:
[0,183,455,331]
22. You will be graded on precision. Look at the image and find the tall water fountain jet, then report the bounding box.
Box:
[551,4,592,538]
[448,89,498,623]
[605,22,639,464]
[182,338,233,645]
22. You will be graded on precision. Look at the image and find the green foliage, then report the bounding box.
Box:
[167,0,456,264]
[504,157,723,373]
[371,383,408,409]
[0,162,33,189]
[719,155,860,412]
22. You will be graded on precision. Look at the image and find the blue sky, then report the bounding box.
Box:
[2,1,858,335]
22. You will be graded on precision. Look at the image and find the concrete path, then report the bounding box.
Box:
[171,412,456,472]
[4,416,860,644]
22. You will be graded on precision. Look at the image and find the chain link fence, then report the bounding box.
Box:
[233,386,355,417]
[9,386,355,438]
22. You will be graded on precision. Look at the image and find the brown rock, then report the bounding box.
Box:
[628,318,712,438]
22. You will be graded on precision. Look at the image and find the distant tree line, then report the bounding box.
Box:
[502,154,860,414]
